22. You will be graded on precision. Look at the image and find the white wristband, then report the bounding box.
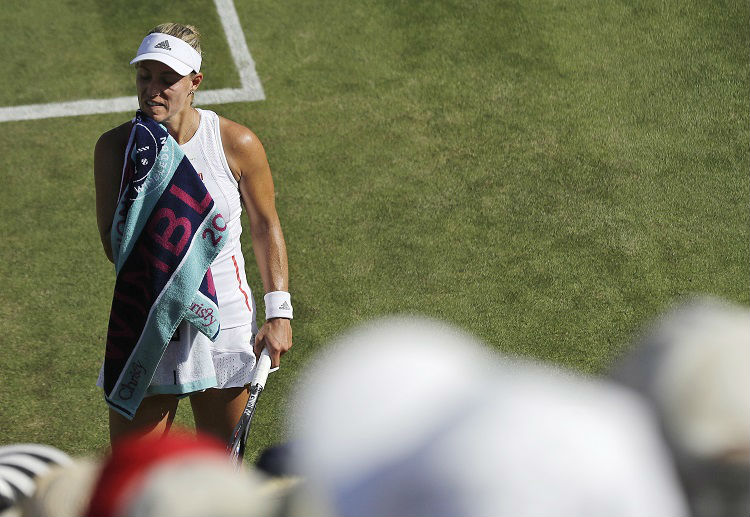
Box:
[264,291,293,320]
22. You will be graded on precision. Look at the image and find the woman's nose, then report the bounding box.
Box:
[145,80,161,97]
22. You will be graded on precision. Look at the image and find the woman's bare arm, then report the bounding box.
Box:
[94,123,131,263]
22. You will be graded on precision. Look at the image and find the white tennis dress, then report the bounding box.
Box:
[98,109,259,396]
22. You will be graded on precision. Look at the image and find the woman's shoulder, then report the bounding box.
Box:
[218,115,262,148]
[95,121,132,153]
[216,116,269,178]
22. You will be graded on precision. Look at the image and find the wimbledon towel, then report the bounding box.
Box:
[103,111,227,419]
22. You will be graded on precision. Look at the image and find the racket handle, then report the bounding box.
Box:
[252,348,272,389]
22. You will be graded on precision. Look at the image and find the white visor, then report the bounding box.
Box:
[130,33,202,76]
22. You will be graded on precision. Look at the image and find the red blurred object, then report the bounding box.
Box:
[85,429,227,516]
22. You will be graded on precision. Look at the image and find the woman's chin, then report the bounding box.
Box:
[141,105,168,121]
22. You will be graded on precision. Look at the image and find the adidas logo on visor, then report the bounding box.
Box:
[154,40,172,51]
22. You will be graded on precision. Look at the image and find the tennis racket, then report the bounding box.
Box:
[227,348,272,468]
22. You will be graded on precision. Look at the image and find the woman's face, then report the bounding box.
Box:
[135,60,195,122]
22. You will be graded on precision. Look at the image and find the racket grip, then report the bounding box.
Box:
[253,348,272,388]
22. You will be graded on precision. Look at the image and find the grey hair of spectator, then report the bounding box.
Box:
[610,296,750,517]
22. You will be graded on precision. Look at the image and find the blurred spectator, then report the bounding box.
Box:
[287,316,688,517]
[84,429,278,517]
[0,444,73,515]
[20,456,100,517]
[610,296,750,517]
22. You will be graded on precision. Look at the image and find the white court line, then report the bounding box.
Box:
[0,0,264,123]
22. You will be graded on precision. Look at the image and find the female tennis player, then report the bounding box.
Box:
[93,23,292,445]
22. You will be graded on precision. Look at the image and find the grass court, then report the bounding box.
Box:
[0,0,747,461]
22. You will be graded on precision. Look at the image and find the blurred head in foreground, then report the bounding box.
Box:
[0,444,73,514]
[288,316,687,517]
[20,456,100,517]
[610,296,750,517]
[84,430,275,517]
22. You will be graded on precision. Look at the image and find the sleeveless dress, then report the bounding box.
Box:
[97,109,260,395]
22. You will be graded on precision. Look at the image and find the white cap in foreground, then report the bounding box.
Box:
[288,316,687,517]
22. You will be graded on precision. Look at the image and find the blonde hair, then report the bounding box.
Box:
[148,23,202,56]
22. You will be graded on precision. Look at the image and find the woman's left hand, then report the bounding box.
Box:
[254,318,293,368]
